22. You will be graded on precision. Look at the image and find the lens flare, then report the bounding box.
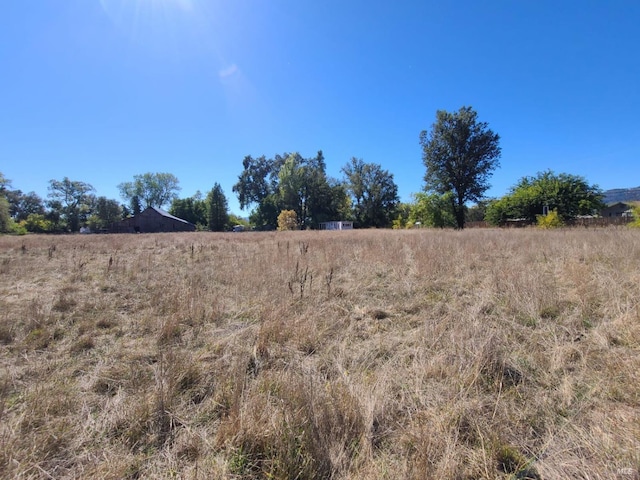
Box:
[99,0,197,38]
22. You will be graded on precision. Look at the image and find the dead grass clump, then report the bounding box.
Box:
[157,318,183,346]
[0,321,14,344]
[52,292,78,313]
[23,327,54,350]
[70,334,95,353]
[96,317,117,329]
[107,394,156,452]
[217,370,364,478]
[495,443,540,478]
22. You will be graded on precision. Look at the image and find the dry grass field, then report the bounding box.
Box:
[0,228,639,479]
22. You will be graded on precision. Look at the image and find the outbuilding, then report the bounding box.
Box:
[600,202,633,218]
[111,207,196,233]
[319,221,353,230]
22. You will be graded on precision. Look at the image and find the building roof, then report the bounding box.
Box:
[147,207,194,226]
[604,202,630,208]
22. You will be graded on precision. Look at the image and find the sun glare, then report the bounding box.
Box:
[99,0,198,35]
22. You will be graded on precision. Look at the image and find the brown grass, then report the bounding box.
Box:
[0,228,639,479]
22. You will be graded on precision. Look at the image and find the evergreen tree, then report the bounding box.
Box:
[207,183,229,231]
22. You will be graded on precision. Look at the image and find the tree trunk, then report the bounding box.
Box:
[454,198,465,229]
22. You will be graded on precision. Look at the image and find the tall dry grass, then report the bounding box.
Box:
[0,228,638,479]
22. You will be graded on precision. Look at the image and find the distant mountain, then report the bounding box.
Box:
[602,187,640,204]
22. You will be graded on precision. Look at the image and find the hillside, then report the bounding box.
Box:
[0,230,639,479]
[603,186,640,204]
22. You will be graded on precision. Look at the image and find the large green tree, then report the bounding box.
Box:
[419,106,501,229]
[206,183,230,231]
[0,172,10,192]
[6,190,45,221]
[47,177,96,232]
[87,197,122,231]
[485,170,605,225]
[233,154,287,229]
[118,173,180,210]
[0,173,15,233]
[407,192,456,228]
[341,158,399,228]
[234,151,344,229]
[233,155,282,210]
[277,151,337,229]
[170,195,207,227]
[0,196,12,233]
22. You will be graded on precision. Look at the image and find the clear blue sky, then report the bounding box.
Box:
[1,0,639,215]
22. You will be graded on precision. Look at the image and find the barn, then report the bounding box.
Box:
[111,207,196,233]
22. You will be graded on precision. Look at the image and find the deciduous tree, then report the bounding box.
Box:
[0,172,10,192]
[277,210,298,231]
[47,177,96,232]
[0,196,12,233]
[0,173,13,233]
[407,192,456,228]
[170,195,207,227]
[6,191,45,221]
[233,155,281,210]
[235,151,342,229]
[118,173,180,210]
[278,152,335,229]
[420,106,501,229]
[485,170,605,225]
[87,197,122,231]
[341,158,399,228]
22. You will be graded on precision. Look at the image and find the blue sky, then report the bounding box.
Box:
[1,0,639,215]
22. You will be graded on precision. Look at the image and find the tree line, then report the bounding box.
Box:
[1,106,614,234]
[0,153,401,233]
[0,172,236,234]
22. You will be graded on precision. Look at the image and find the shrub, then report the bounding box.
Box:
[536,209,563,229]
[22,214,55,233]
[277,210,298,231]
[629,205,640,228]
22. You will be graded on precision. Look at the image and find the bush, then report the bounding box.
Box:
[277,210,298,231]
[22,214,55,233]
[629,205,640,228]
[536,209,563,229]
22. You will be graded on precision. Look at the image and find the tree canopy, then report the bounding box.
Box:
[407,192,456,229]
[0,195,12,233]
[118,173,180,210]
[87,197,122,231]
[170,195,207,227]
[206,183,230,231]
[233,151,347,229]
[420,106,501,229]
[485,170,605,225]
[47,177,96,232]
[341,158,399,228]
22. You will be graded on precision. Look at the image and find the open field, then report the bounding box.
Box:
[0,228,639,479]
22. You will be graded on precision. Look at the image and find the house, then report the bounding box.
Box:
[319,221,353,230]
[600,202,633,218]
[110,207,196,233]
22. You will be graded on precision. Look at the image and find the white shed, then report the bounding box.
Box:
[319,221,353,230]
